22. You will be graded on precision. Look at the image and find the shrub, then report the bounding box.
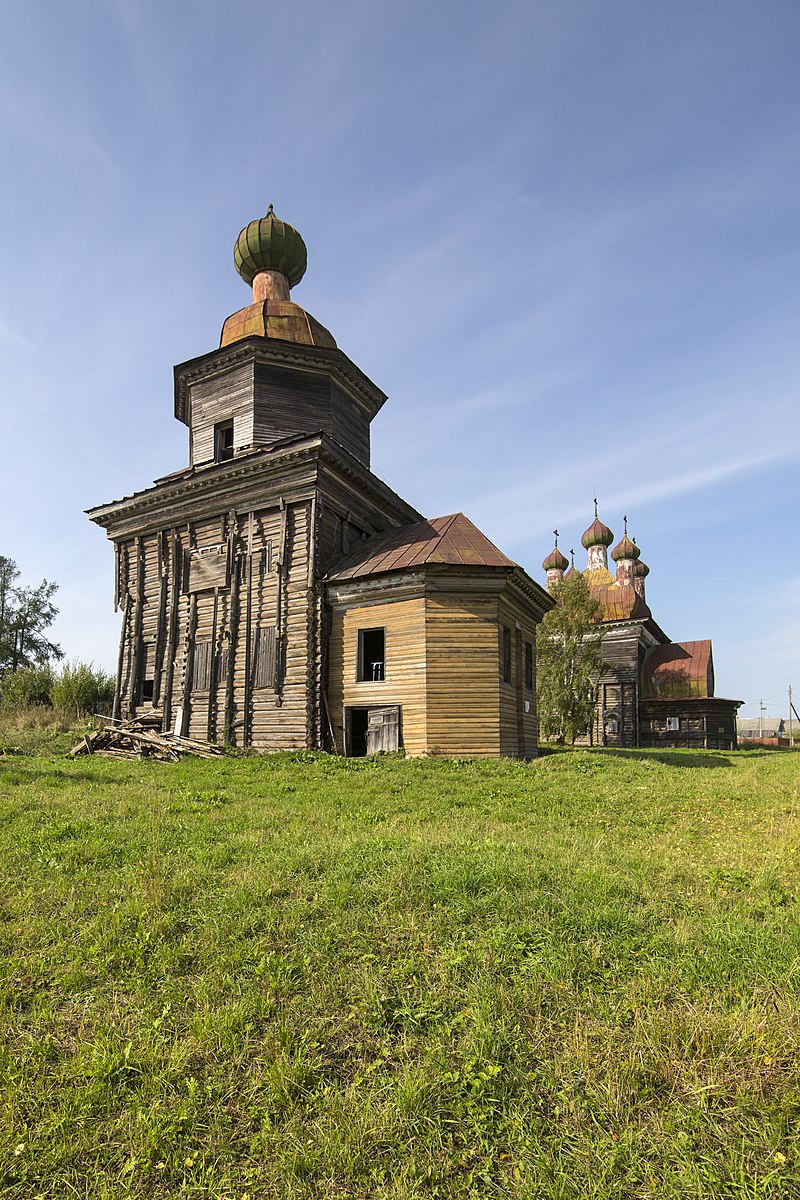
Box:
[50,660,115,719]
[0,664,55,709]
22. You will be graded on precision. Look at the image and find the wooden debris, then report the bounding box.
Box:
[70,716,223,762]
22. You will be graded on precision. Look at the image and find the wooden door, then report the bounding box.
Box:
[366,706,401,754]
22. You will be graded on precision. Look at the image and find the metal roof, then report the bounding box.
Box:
[642,640,713,699]
[325,513,517,581]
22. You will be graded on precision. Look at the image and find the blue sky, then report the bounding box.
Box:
[1,0,798,718]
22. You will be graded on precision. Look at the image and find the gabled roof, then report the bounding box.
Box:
[642,640,714,699]
[737,718,784,735]
[325,513,516,581]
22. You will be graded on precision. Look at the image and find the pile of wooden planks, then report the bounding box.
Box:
[70,715,223,762]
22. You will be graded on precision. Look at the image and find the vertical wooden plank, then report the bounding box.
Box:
[207,587,219,741]
[153,530,169,709]
[275,498,288,704]
[129,536,144,712]
[112,592,129,721]
[180,593,198,737]
[243,511,254,746]
[161,529,181,734]
[224,515,240,746]
[515,626,524,756]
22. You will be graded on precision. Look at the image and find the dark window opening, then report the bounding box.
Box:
[139,643,155,704]
[501,626,512,684]
[214,420,234,462]
[524,641,533,691]
[358,628,385,682]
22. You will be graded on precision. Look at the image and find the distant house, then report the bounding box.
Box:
[736,717,795,746]
[541,515,742,750]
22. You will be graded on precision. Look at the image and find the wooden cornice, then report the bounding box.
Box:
[86,433,421,540]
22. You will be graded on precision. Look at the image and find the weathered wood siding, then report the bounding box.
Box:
[114,500,315,751]
[580,625,643,747]
[251,365,371,466]
[424,594,502,757]
[189,362,255,465]
[497,598,539,758]
[327,596,428,755]
[639,699,738,751]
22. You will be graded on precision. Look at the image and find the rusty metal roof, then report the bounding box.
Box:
[642,640,714,699]
[590,582,651,622]
[326,513,517,581]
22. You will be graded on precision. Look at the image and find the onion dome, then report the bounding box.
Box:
[233,204,308,288]
[611,516,641,562]
[581,500,613,549]
[563,549,582,579]
[634,558,649,579]
[542,530,569,573]
[221,204,336,350]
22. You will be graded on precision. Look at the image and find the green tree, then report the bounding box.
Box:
[0,555,63,679]
[51,660,115,718]
[536,572,607,744]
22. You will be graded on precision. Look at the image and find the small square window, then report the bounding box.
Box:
[666,716,680,732]
[357,628,385,682]
[214,420,234,462]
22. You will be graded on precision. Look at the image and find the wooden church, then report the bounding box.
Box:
[540,513,741,750]
[88,207,553,757]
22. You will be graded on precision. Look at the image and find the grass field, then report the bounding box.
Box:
[0,745,798,1198]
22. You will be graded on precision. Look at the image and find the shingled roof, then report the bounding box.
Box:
[326,513,517,581]
[641,640,714,699]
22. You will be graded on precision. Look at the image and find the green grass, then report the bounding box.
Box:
[0,747,799,1198]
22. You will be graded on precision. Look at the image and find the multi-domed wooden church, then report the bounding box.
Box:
[540,511,741,750]
[88,207,553,756]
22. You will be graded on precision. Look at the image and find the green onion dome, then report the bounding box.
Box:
[234,204,307,288]
[581,514,614,550]
[542,545,569,572]
[611,534,640,562]
[634,559,650,579]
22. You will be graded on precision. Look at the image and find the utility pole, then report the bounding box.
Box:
[759,699,766,740]
[790,686,796,748]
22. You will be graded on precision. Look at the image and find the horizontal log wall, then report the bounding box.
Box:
[253,365,371,466]
[639,700,738,751]
[585,627,643,747]
[116,501,314,750]
[189,362,255,465]
[425,594,502,757]
[327,596,428,755]
[497,597,539,758]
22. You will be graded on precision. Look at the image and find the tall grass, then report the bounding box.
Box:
[0,661,114,752]
[0,748,798,1198]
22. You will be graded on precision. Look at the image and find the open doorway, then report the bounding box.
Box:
[345,706,401,756]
